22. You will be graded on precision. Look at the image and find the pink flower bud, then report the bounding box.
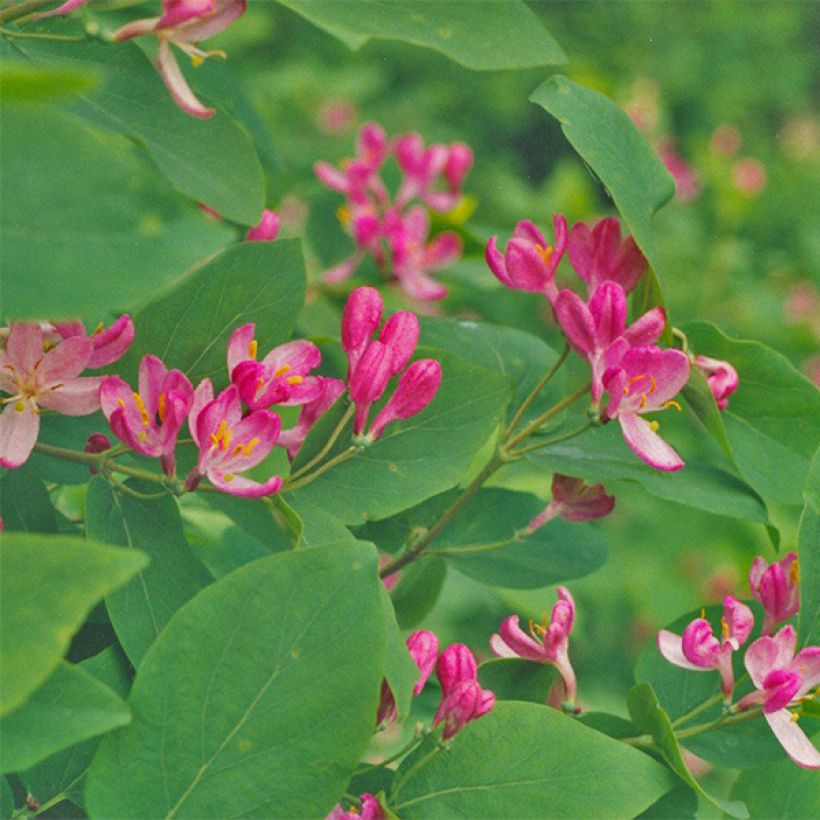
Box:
[444,142,473,192]
[749,552,800,635]
[84,433,112,454]
[694,355,739,411]
[342,286,383,374]
[433,679,495,740]
[407,630,439,696]
[527,474,616,530]
[348,342,394,435]
[357,122,389,169]
[245,209,280,242]
[378,311,420,375]
[436,643,478,695]
[369,359,441,440]
[375,679,397,725]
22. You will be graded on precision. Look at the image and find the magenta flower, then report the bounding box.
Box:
[100,355,194,477]
[227,324,322,411]
[186,381,282,497]
[245,209,280,242]
[433,644,495,740]
[394,133,472,211]
[657,596,754,699]
[490,587,578,706]
[486,215,568,303]
[749,553,800,636]
[368,359,442,440]
[277,377,346,461]
[694,355,739,411]
[735,626,820,769]
[567,217,647,296]
[376,629,440,725]
[112,0,246,119]
[385,206,461,302]
[0,324,102,469]
[555,281,667,402]
[602,345,690,471]
[52,314,134,368]
[527,474,615,532]
[326,793,385,820]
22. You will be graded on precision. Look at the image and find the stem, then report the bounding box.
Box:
[505,342,570,437]
[107,474,170,501]
[621,706,764,748]
[287,404,355,482]
[428,537,516,557]
[379,454,504,579]
[390,744,444,804]
[281,445,361,493]
[0,0,53,23]
[504,383,590,451]
[0,25,86,38]
[354,734,425,775]
[507,420,595,458]
[669,691,725,729]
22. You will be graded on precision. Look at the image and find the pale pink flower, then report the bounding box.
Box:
[52,314,134,368]
[749,553,800,636]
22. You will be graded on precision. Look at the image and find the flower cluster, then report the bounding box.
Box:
[658,552,818,769]
[316,123,471,301]
[488,215,739,471]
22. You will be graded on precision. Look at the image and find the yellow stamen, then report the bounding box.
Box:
[629,374,647,384]
[158,392,167,423]
[649,421,660,432]
[789,559,800,585]
[286,375,303,386]
[222,427,232,451]
[536,244,554,267]
[649,375,657,394]
[2,364,16,372]
[639,394,647,410]
[232,444,244,456]
[138,431,147,442]
[790,711,800,723]
[623,386,630,395]
[662,400,682,412]
[273,364,291,378]
[132,392,150,426]
[248,340,258,360]
[700,608,706,619]
[210,418,228,448]
[337,205,350,225]
[242,438,260,457]
[33,356,44,371]
[117,398,126,409]
[223,473,234,482]
[14,400,26,412]
[92,322,104,336]
[191,54,204,68]
[720,617,729,640]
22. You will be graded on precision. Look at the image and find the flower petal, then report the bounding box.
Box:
[624,307,666,347]
[554,289,596,355]
[207,472,282,498]
[42,377,102,415]
[493,615,548,662]
[187,378,214,447]
[590,281,627,348]
[618,412,684,471]
[0,402,40,468]
[39,336,93,383]
[156,38,214,119]
[765,710,820,769]
[6,323,46,373]
[657,630,705,671]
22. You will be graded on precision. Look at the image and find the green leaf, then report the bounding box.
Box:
[390,702,675,817]
[289,353,509,525]
[532,423,770,523]
[0,464,56,533]
[288,496,356,549]
[16,38,265,224]
[203,493,300,553]
[530,76,675,277]
[731,754,820,819]
[390,557,447,630]
[798,493,819,646]
[0,104,233,322]
[380,586,417,720]
[627,682,749,819]
[277,1,566,69]
[681,366,732,456]
[426,488,608,589]
[0,60,100,102]
[0,777,13,819]
[477,658,556,704]
[86,543,386,819]
[0,662,130,774]
[636,782,697,819]
[683,321,820,505]
[631,267,673,347]
[118,240,306,386]
[85,478,210,667]
[0,533,147,716]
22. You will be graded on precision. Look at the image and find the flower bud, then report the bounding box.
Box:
[749,552,800,635]
[369,359,441,440]
[407,629,439,696]
[342,286,383,373]
[694,355,739,411]
[245,209,280,242]
[436,643,478,696]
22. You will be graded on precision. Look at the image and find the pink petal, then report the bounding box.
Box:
[505,239,551,292]
[657,630,705,671]
[207,472,283,498]
[195,384,241,446]
[494,615,548,662]
[112,17,161,41]
[156,38,214,119]
[618,346,690,411]
[379,312,419,375]
[87,314,135,368]
[771,625,798,669]
[567,221,595,284]
[37,0,91,18]
[618,412,684,471]
[399,273,448,302]
[436,643,478,695]
[611,236,647,294]
[407,630,439,696]
[681,619,721,668]
[314,162,350,194]
[348,342,393,409]
[723,596,754,646]
[485,236,513,288]
[261,340,322,376]
[220,409,280,471]
[422,232,461,271]
[7,324,45,373]
[765,710,820,769]
[744,635,782,688]
[369,359,440,439]
[0,402,40,468]
[489,634,520,659]
[342,286,383,373]
[589,281,627,348]
[554,290,596,355]
[137,354,169,416]
[39,336,93,383]
[793,647,820,696]
[187,378,214,447]
[173,0,246,41]
[41,377,102,415]
[512,219,547,246]
[227,323,257,376]
[624,307,666,346]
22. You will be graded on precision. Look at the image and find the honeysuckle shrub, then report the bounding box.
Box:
[1,2,818,818]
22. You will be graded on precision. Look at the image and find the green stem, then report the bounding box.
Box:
[0,25,86,38]
[281,445,361,493]
[390,744,444,804]
[505,342,570,437]
[107,474,171,501]
[354,734,425,775]
[504,383,590,451]
[621,707,764,748]
[669,691,725,729]
[287,403,355,481]
[508,419,595,458]
[428,537,516,557]
[379,453,504,579]
[0,0,53,23]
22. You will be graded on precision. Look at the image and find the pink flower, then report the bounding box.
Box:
[227,324,322,410]
[490,587,577,706]
[112,0,247,119]
[602,345,690,471]
[385,207,461,302]
[567,217,647,296]
[376,629,440,725]
[245,209,280,242]
[36,0,89,18]
[694,355,739,411]
[394,133,472,211]
[554,281,666,402]
[486,215,568,303]
[749,553,800,636]
[527,474,615,531]
[326,793,385,820]
[433,644,495,740]
[185,381,282,497]
[657,139,701,202]
[277,377,346,461]
[735,626,820,769]
[368,359,441,440]
[52,314,134,368]
[732,158,767,196]
[0,323,102,469]
[100,355,194,477]
[657,596,754,699]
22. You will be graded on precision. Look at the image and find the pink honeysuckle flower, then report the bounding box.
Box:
[433,644,495,740]
[657,595,754,699]
[0,323,102,469]
[52,314,134,368]
[735,625,820,769]
[185,381,282,497]
[486,215,568,304]
[567,217,647,296]
[602,345,690,471]
[526,473,615,532]
[227,324,322,411]
[100,355,193,477]
[36,0,90,18]
[376,629,440,725]
[326,793,385,820]
[490,586,578,706]
[112,0,247,119]
[384,206,461,302]
[245,209,280,242]
[694,355,739,411]
[554,281,666,402]
[368,358,441,440]
[394,133,472,212]
[749,552,800,636]
[277,377,345,461]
